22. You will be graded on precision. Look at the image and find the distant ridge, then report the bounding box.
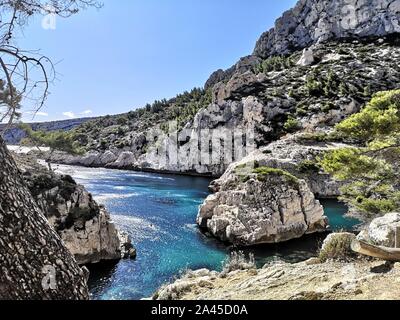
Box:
[0,117,97,144]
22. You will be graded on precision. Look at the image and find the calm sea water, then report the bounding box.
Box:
[54,164,359,300]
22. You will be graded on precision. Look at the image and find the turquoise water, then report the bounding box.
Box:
[319,199,361,231]
[54,164,360,300]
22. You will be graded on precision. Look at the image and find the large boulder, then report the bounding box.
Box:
[59,207,121,265]
[197,162,328,246]
[357,212,400,247]
[297,47,315,66]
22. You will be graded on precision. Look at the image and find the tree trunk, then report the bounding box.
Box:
[351,239,400,262]
[0,137,89,300]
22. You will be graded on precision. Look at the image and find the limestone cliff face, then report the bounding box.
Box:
[25,173,123,265]
[210,138,344,198]
[24,1,400,178]
[254,0,400,58]
[15,154,127,265]
[48,38,400,177]
[194,137,359,245]
[197,139,332,246]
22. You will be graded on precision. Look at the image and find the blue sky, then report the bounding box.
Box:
[18,0,297,122]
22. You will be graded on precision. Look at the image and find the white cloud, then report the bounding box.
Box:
[36,112,49,117]
[80,109,93,115]
[25,111,49,117]
[63,111,75,118]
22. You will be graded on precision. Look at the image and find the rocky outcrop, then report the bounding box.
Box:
[253,0,400,58]
[153,258,400,300]
[195,136,363,246]
[197,139,332,246]
[297,47,315,66]
[24,172,123,265]
[357,212,400,247]
[14,153,134,265]
[198,172,327,246]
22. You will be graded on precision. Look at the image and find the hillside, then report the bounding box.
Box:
[50,37,400,176]
[0,117,96,144]
[15,0,398,178]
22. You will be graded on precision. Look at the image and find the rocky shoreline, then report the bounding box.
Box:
[154,258,400,300]
[153,212,400,301]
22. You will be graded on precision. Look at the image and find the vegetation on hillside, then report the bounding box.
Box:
[36,38,400,166]
[21,124,83,169]
[253,166,299,185]
[69,87,212,152]
[320,90,400,217]
[249,39,400,142]
[253,55,295,74]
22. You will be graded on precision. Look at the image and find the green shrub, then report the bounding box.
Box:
[235,161,259,182]
[295,131,344,143]
[321,102,336,113]
[284,117,301,133]
[298,160,320,173]
[319,233,356,262]
[296,106,308,117]
[253,167,299,185]
[254,55,294,74]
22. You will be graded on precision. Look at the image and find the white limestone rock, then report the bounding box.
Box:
[254,0,400,58]
[297,47,315,66]
[357,212,400,247]
[60,208,121,265]
[197,152,328,245]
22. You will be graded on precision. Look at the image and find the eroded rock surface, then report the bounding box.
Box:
[47,39,400,177]
[153,259,400,300]
[198,175,327,246]
[253,0,400,58]
[14,153,133,265]
[197,141,331,245]
[357,212,400,247]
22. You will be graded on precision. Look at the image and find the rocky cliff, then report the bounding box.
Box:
[195,137,353,245]
[254,0,400,58]
[153,258,400,300]
[48,37,400,177]
[198,171,328,245]
[13,153,134,265]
